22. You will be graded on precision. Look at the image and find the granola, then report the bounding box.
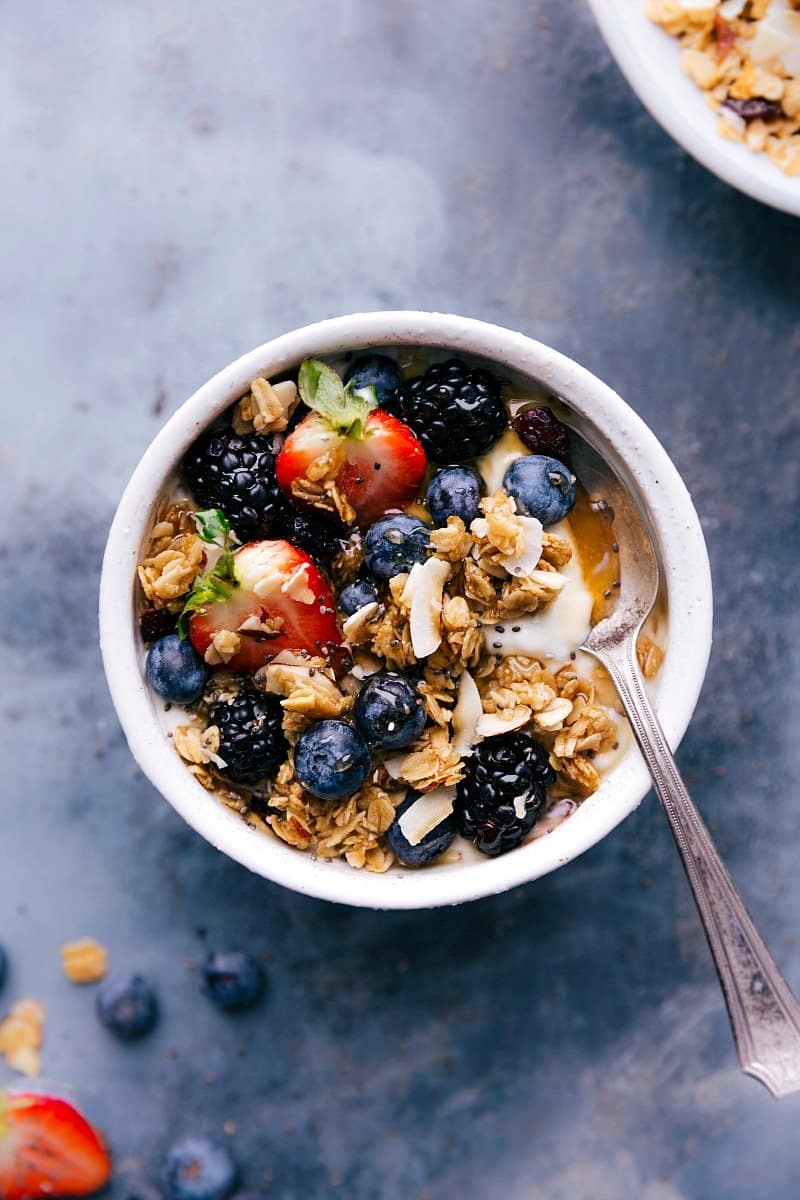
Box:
[137,350,666,874]
[647,0,800,175]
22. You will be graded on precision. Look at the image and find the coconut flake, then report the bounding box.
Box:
[719,0,745,16]
[383,753,406,780]
[451,671,483,758]
[499,515,544,578]
[749,13,797,69]
[397,786,456,847]
[342,601,380,640]
[409,557,451,659]
[475,709,531,737]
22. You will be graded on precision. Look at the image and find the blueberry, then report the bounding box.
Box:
[202,951,265,1013]
[426,466,482,528]
[165,1137,238,1200]
[503,455,576,526]
[146,634,208,704]
[354,672,427,750]
[344,354,402,405]
[294,720,371,801]
[339,576,380,616]
[0,944,7,993]
[96,973,158,1040]
[230,1194,268,1200]
[363,515,431,581]
[385,791,456,866]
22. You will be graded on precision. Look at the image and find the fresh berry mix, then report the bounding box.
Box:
[201,951,265,1013]
[338,576,379,616]
[363,514,431,580]
[385,791,457,867]
[147,634,208,704]
[95,973,158,1040]
[354,672,427,750]
[384,358,507,463]
[165,1137,238,1200]
[426,466,482,528]
[208,688,286,784]
[293,719,372,801]
[182,426,286,543]
[455,732,555,857]
[512,405,570,461]
[137,348,648,874]
[0,1091,112,1200]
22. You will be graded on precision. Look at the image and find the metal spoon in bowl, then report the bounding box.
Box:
[570,435,800,1099]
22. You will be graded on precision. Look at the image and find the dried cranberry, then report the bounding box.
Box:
[139,608,177,642]
[512,406,570,461]
[721,97,783,123]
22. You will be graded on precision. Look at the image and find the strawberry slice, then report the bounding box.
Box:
[275,359,427,526]
[0,1091,112,1200]
[188,539,342,673]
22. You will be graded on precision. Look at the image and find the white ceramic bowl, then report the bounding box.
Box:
[100,312,712,909]
[587,0,800,217]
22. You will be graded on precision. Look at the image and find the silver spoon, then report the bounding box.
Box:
[570,434,800,1099]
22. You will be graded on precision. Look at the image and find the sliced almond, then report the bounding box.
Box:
[280,563,315,605]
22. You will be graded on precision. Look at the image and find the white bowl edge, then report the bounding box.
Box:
[586,0,800,218]
[100,311,713,909]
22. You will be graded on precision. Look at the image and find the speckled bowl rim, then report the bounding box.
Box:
[100,312,712,909]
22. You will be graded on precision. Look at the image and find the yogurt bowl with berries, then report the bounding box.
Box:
[100,312,712,908]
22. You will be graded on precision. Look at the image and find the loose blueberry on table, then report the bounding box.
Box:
[95,972,158,1040]
[136,348,639,874]
[201,951,266,1013]
[165,1136,238,1200]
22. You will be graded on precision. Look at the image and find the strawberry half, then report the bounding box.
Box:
[188,539,342,673]
[0,1091,111,1200]
[275,359,427,526]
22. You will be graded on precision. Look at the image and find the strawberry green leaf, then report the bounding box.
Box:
[179,510,238,637]
[193,508,231,545]
[298,358,377,439]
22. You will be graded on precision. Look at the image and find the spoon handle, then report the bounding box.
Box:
[596,639,800,1099]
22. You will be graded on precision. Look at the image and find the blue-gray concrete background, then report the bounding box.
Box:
[2,2,799,1197]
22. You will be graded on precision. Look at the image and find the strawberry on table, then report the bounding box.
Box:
[275,359,427,526]
[181,519,342,673]
[0,1091,111,1200]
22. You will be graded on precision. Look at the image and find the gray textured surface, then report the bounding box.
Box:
[2,2,799,1197]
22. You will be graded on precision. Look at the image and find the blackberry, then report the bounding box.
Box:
[384,358,506,463]
[208,688,286,784]
[182,423,286,542]
[271,507,347,564]
[455,732,555,857]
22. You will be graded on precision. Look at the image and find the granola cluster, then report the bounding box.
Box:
[137,501,206,610]
[648,0,800,175]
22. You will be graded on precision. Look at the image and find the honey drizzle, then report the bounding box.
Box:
[567,483,620,626]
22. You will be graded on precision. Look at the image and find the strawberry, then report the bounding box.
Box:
[0,1091,111,1200]
[275,359,427,526]
[186,538,342,674]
